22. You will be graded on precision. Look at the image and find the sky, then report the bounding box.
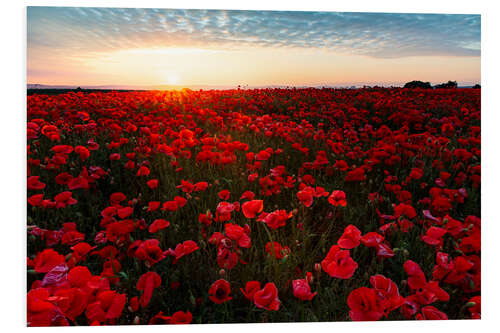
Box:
[27,7,481,88]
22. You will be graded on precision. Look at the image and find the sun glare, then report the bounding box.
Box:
[166,73,180,85]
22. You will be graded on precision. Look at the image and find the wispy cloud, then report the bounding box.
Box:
[28,7,480,58]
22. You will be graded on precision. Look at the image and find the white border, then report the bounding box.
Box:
[3,1,499,332]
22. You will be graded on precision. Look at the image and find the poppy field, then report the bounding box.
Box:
[26,87,481,326]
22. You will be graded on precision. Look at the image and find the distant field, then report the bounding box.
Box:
[27,88,147,96]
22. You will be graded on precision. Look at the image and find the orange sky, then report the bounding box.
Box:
[27,7,481,87]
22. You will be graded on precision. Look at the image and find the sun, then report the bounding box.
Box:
[166,73,180,85]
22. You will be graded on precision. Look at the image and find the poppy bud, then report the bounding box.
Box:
[314,263,321,273]
[306,271,313,284]
[219,269,226,276]
[464,301,476,308]
[133,316,140,325]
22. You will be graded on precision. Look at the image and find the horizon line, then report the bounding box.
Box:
[27,81,481,89]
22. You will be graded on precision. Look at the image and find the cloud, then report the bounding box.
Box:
[27,7,480,58]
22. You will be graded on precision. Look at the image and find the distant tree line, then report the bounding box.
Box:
[403,80,480,89]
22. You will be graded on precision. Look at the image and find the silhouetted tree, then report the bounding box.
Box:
[434,81,457,89]
[472,84,481,89]
[403,80,432,89]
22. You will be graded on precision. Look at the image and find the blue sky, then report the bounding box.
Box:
[27,7,481,87]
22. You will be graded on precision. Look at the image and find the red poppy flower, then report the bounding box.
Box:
[74,145,90,161]
[109,153,121,161]
[361,232,385,247]
[208,279,232,304]
[147,179,159,189]
[136,165,150,176]
[110,192,126,206]
[69,242,96,265]
[176,180,194,193]
[116,206,133,219]
[255,150,271,161]
[85,290,127,323]
[33,248,66,273]
[321,245,358,279]
[394,203,417,219]
[328,190,347,207]
[54,191,78,209]
[253,283,280,311]
[53,287,88,321]
[194,181,208,192]
[161,200,178,212]
[265,241,290,259]
[149,310,192,324]
[28,193,45,207]
[51,144,73,154]
[61,229,85,246]
[369,275,404,313]
[375,243,395,258]
[27,176,46,190]
[67,266,93,287]
[215,201,236,221]
[147,201,161,212]
[240,281,261,301]
[135,239,165,266]
[216,248,239,270]
[337,224,362,249]
[39,263,68,288]
[174,196,187,207]
[136,271,161,308]
[409,167,424,180]
[198,211,213,226]
[259,209,291,229]
[149,311,171,325]
[128,296,139,312]
[404,260,427,290]
[292,278,317,301]
[421,226,447,247]
[27,288,69,327]
[224,223,251,248]
[467,296,481,319]
[167,240,199,264]
[149,219,170,233]
[241,199,264,218]
[345,167,366,182]
[417,306,448,320]
[218,189,231,200]
[170,311,193,324]
[296,186,316,207]
[240,191,255,200]
[347,287,385,321]
[67,176,89,190]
